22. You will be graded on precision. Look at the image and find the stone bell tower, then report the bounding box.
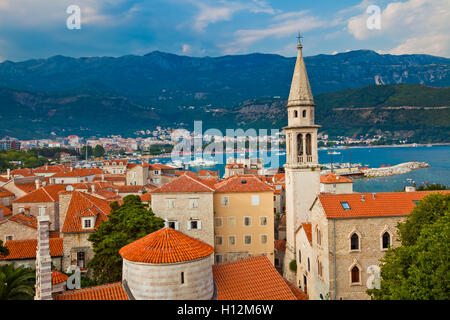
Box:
[283,37,321,282]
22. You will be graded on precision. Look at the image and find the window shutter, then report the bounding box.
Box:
[197,221,202,230]
[164,220,168,227]
[187,221,191,230]
[175,221,179,230]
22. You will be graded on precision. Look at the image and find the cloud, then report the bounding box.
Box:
[346,0,450,56]
[223,10,327,54]
[182,44,192,54]
[188,0,276,32]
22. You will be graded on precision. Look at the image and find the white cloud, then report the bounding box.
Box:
[222,10,327,54]
[346,0,450,56]
[182,44,192,54]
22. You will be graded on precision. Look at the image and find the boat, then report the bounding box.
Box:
[327,151,341,155]
[187,158,218,167]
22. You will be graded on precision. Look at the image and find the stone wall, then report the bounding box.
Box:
[0,220,37,242]
[12,202,59,231]
[122,256,214,300]
[61,232,94,272]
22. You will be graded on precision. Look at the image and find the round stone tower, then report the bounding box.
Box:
[119,227,215,300]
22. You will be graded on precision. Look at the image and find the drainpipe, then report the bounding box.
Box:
[333,219,337,300]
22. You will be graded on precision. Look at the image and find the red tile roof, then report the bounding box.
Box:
[140,193,151,202]
[0,238,63,260]
[103,159,128,166]
[212,255,297,300]
[55,282,128,300]
[10,169,35,177]
[13,184,67,203]
[318,191,450,219]
[225,163,244,169]
[198,170,219,176]
[0,205,12,218]
[146,163,175,170]
[274,173,285,182]
[0,176,9,183]
[33,165,66,174]
[274,239,286,252]
[214,175,274,193]
[119,227,214,264]
[94,189,121,201]
[61,191,111,233]
[151,174,215,193]
[52,270,68,285]
[284,280,308,300]
[14,182,38,194]
[0,187,14,198]
[301,223,312,245]
[115,185,144,193]
[8,213,38,229]
[51,168,98,178]
[320,173,354,184]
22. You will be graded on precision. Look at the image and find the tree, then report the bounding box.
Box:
[80,146,93,159]
[368,193,450,300]
[416,183,447,191]
[0,263,36,300]
[87,195,164,284]
[0,240,9,257]
[93,145,105,158]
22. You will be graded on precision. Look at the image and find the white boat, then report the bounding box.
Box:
[327,151,341,155]
[187,158,218,167]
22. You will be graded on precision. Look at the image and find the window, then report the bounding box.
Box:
[77,252,86,268]
[38,207,46,216]
[302,110,306,117]
[5,235,13,241]
[318,260,323,278]
[189,199,198,209]
[188,220,201,230]
[260,234,268,244]
[341,202,350,210]
[351,266,360,284]
[350,233,359,250]
[307,258,310,272]
[316,226,321,246]
[229,235,236,246]
[221,196,229,207]
[275,258,279,266]
[215,217,222,227]
[18,207,24,213]
[132,172,137,178]
[294,110,298,118]
[251,195,260,206]
[215,254,223,264]
[167,199,175,208]
[168,221,178,230]
[382,232,391,249]
[181,272,185,284]
[259,216,268,226]
[243,216,252,226]
[82,217,94,229]
[228,216,236,227]
[244,235,252,245]
[215,236,223,246]
[298,250,302,263]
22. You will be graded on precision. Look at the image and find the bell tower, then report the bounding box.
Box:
[283,37,321,282]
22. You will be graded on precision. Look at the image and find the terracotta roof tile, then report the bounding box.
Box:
[51,168,98,178]
[61,191,111,233]
[0,238,63,260]
[274,239,286,252]
[13,184,67,203]
[284,280,308,300]
[15,182,38,194]
[319,190,450,219]
[140,193,151,202]
[212,255,297,300]
[320,173,353,184]
[0,187,14,198]
[9,213,38,229]
[119,227,214,264]
[52,270,68,285]
[103,159,128,166]
[115,185,144,193]
[301,223,312,245]
[214,175,274,193]
[55,282,128,300]
[0,205,12,218]
[151,174,215,193]
[33,165,66,174]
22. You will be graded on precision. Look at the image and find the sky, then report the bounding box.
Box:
[0,0,448,61]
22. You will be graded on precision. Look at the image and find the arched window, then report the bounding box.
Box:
[294,110,298,118]
[307,258,310,272]
[351,266,360,283]
[382,232,390,249]
[350,233,359,250]
[302,110,306,117]
[298,250,302,263]
[305,134,312,156]
[317,260,323,277]
[316,225,321,246]
[297,134,303,156]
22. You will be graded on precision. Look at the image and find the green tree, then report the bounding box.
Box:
[87,195,164,284]
[93,145,106,158]
[368,193,450,300]
[0,240,9,257]
[80,146,93,159]
[0,263,36,300]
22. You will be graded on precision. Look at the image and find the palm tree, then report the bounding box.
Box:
[0,263,36,300]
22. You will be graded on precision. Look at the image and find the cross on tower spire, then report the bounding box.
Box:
[296,32,303,45]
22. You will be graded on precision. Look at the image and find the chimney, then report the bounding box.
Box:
[34,212,53,300]
[91,185,96,193]
[405,186,416,192]
[6,168,10,180]
[35,179,41,190]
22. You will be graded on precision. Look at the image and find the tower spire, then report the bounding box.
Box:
[287,35,314,107]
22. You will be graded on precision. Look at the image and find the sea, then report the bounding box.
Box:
[151,145,450,193]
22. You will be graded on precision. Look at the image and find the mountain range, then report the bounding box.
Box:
[0,50,449,140]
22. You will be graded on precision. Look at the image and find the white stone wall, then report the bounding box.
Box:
[321,183,353,194]
[12,202,59,231]
[0,220,37,242]
[295,226,312,295]
[122,256,214,300]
